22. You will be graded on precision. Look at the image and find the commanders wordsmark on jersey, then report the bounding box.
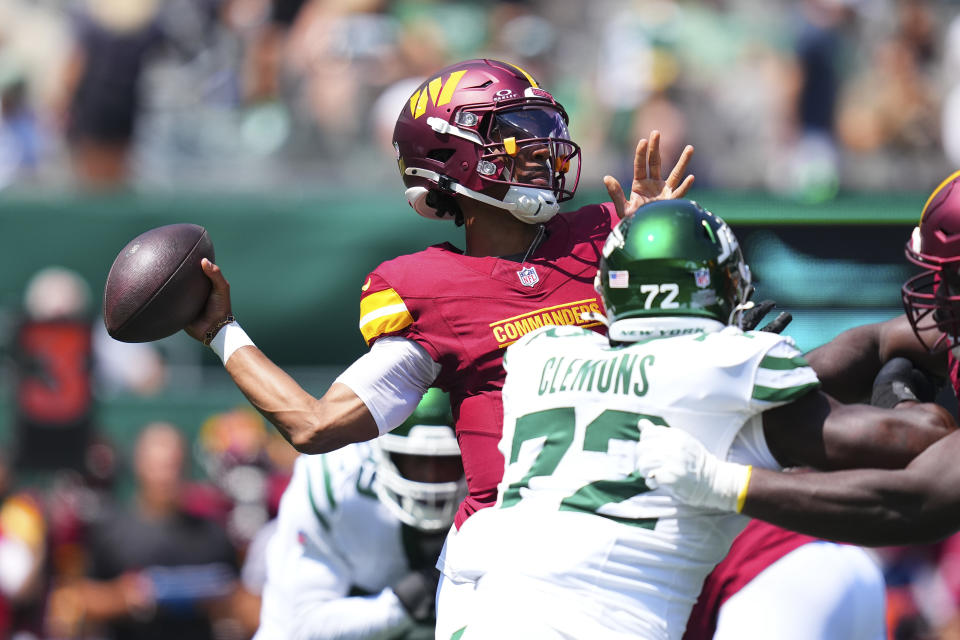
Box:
[490,299,603,348]
[359,288,414,345]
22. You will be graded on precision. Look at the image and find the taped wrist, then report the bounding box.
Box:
[697,456,752,513]
[209,321,254,365]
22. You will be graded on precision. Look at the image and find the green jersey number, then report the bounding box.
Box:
[500,408,670,528]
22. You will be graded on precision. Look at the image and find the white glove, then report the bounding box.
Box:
[636,423,752,513]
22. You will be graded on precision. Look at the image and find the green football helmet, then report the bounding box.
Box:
[373,388,466,532]
[597,199,753,342]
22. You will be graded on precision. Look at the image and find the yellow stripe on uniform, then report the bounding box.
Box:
[922,168,960,221]
[359,288,414,344]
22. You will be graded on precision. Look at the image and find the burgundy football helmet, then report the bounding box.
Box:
[903,170,960,351]
[392,59,581,224]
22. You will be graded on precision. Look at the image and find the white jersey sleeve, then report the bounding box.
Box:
[335,337,441,435]
[745,331,820,412]
[254,447,413,640]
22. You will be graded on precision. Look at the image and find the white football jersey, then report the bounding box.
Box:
[254,443,413,640]
[454,325,819,640]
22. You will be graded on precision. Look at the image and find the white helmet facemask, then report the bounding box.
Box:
[373,424,466,532]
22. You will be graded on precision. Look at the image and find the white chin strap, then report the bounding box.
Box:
[404,168,559,224]
[608,317,726,342]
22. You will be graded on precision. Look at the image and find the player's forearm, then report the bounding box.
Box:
[225,347,377,453]
[805,324,884,403]
[292,590,411,640]
[743,465,956,546]
[817,401,956,470]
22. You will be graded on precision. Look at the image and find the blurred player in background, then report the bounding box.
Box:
[447,200,953,639]
[253,388,464,640]
[182,58,693,635]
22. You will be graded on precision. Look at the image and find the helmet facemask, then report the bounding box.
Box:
[478,104,580,212]
[394,59,581,225]
[903,227,960,352]
[373,423,466,533]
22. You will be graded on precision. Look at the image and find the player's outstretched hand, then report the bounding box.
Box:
[740,299,793,334]
[185,258,233,343]
[636,422,750,513]
[603,130,695,219]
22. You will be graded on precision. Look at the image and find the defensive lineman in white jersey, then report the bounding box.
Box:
[443,200,901,639]
[255,389,465,640]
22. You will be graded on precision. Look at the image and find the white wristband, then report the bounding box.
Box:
[209,321,255,365]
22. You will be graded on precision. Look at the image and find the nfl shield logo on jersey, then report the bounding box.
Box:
[517,266,539,287]
[694,268,711,288]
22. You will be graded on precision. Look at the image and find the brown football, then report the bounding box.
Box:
[103,223,214,342]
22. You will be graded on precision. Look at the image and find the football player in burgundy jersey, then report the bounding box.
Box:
[184,58,693,523]
[183,59,694,631]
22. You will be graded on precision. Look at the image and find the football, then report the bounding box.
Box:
[103,223,214,343]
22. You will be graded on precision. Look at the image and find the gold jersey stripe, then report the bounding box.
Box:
[359,289,413,344]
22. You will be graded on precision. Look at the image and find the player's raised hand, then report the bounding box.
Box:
[604,130,695,219]
[185,258,234,343]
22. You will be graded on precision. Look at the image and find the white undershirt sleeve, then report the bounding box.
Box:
[334,337,442,435]
[727,414,780,470]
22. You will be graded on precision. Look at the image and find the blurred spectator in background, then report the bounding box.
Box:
[13,267,96,474]
[0,70,44,189]
[769,0,858,201]
[58,0,168,189]
[836,5,940,165]
[11,266,166,475]
[254,388,465,640]
[195,406,296,548]
[48,421,240,640]
[0,452,48,640]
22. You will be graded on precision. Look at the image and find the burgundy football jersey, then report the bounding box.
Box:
[683,521,818,640]
[358,203,617,527]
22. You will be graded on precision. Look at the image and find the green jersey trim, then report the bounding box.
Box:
[305,463,332,532]
[758,354,811,370]
[320,453,338,510]
[752,380,820,402]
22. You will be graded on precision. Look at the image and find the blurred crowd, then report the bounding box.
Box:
[0,0,958,199]
[0,263,297,639]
